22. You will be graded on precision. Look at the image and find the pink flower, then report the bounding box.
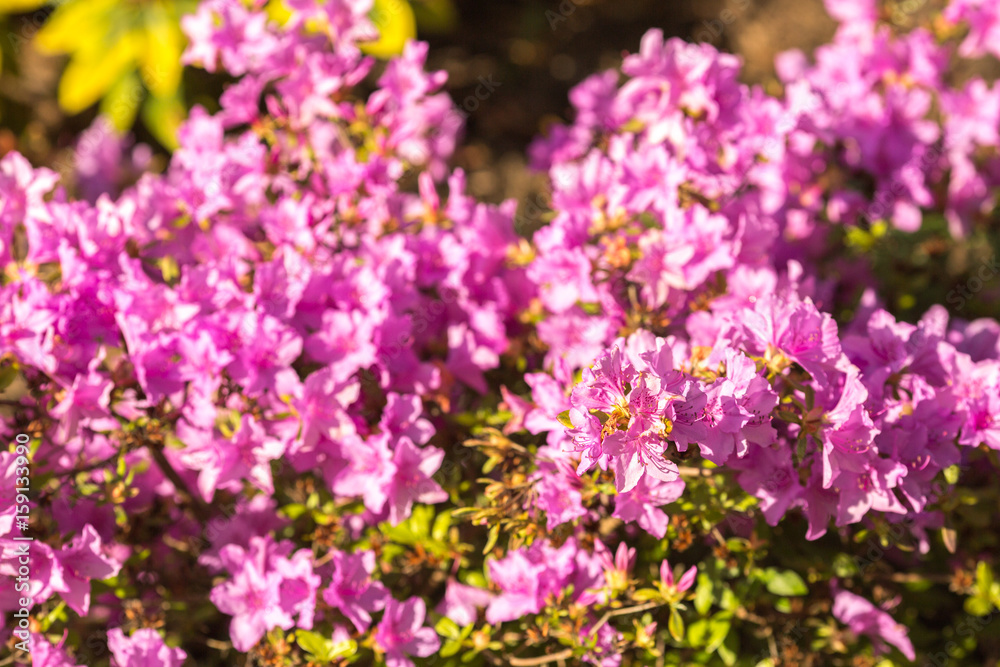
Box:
[374,597,441,667]
[209,557,291,652]
[26,632,83,667]
[107,628,187,667]
[321,550,388,632]
[486,550,545,623]
[660,559,697,596]
[832,587,915,661]
[533,468,587,531]
[528,247,598,314]
[613,476,685,538]
[55,524,123,616]
[386,438,448,525]
[436,580,494,627]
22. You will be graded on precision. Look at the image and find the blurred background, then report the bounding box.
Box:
[0,0,836,204]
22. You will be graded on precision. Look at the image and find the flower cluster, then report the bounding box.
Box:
[1,0,999,664]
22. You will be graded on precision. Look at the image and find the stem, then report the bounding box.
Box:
[148,443,211,523]
[590,600,664,636]
[509,649,574,666]
[677,466,715,478]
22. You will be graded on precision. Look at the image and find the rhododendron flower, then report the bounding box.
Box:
[55,525,123,616]
[436,580,494,627]
[107,628,188,667]
[486,550,545,623]
[660,559,697,596]
[27,632,84,667]
[597,541,636,593]
[321,550,388,632]
[209,557,291,651]
[613,476,685,538]
[832,587,915,660]
[374,597,441,667]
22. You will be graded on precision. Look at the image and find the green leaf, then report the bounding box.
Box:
[832,553,860,578]
[965,596,993,617]
[943,464,960,485]
[668,607,685,642]
[556,409,573,429]
[296,630,355,662]
[765,570,808,597]
[706,616,731,653]
[718,587,739,611]
[436,617,461,639]
[977,562,994,593]
[329,639,357,659]
[717,636,737,666]
[280,503,309,520]
[687,619,710,647]
[0,364,18,392]
[483,524,500,554]
[694,573,713,615]
[296,630,330,658]
[464,571,488,589]
[633,588,663,603]
[432,510,452,541]
[440,638,463,658]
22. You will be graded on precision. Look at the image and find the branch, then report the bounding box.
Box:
[677,466,715,478]
[591,600,664,636]
[148,443,211,523]
[508,601,666,667]
[509,649,574,666]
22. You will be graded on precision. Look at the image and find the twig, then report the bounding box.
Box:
[591,600,664,636]
[677,466,715,478]
[509,649,574,666]
[886,572,951,584]
[148,443,211,523]
[734,607,768,625]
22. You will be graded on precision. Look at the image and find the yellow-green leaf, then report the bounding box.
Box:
[35,0,118,54]
[0,0,51,12]
[101,71,143,132]
[362,0,416,59]
[668,607,685,642]
[483,524,499,554]
[0,364,18,392]
[435,617,461,639]
[139,3,183,97]
[58,32,139,113]
[764,569,808,597]
[141,89,186,150]
[632,588,663,602]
